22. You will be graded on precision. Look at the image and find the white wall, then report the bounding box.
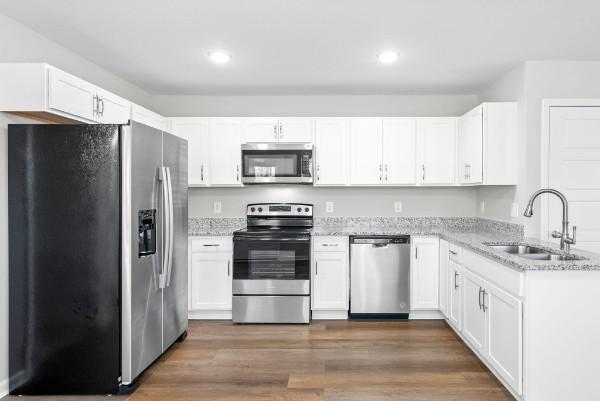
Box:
[190,186,478,218]
[149,94,478,117]
[477,61,600,237]
[0,13,150,107]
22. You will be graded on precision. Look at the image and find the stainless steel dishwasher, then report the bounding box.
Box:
[350,236,411,318]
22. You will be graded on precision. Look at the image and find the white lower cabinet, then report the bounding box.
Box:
[448,260,462,329]
[188,237,233,319]
[462,268,487,354]
[410,236,440,310]
[438,240,450,318]
[311,236,349,319]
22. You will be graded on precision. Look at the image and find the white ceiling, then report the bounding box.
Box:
[2,0,600,95]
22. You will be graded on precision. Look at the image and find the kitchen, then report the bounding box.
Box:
[1,1,600,401]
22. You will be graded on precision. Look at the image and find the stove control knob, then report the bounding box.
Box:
[250,207,256,212]
[305,207,310,212]
[258,207,263,212]
[297,207,302,212]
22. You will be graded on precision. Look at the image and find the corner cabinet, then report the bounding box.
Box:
[410,236,440,310]
[188,237,233,319]
[311,236,349,319]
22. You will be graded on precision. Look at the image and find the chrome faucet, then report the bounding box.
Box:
[523,188,576,253]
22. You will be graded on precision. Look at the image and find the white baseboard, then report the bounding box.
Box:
[409,310,444,320]
[0,377,8,398]
[312,310,348,320]
[188,310,232,320]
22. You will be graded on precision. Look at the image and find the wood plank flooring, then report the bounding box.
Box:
[4,320,515,401]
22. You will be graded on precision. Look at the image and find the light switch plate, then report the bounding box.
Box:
[479,201,485,214]
[394,201,403,213]
[326,201,334,213]
[511,202,519,218]
[213,201,222,214]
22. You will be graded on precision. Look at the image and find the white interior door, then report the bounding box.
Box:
[548,106,600,252]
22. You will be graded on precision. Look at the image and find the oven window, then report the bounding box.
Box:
[233,239,310,280]
[243,153,298,177]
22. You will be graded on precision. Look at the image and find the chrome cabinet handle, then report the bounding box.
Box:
[315,260,318,275]
[203,244,220,247]
[273,124,278,140]
[93,95,99,116]
[98,97,105,117]
[415,247,418,259]
[200,165,204,182]
[385,164,388,181]
[478,287,484,310]
[379,164,383,182]
[422,165,426,181]
[464,164,471,180]
[279,121,283,139]
[322,243,339,247]
[227,260,230,276]
[236,165,240,182]
[454,272,459,289]
[482,290,488,312]
[450,250,457,255]
[316,164,320,182]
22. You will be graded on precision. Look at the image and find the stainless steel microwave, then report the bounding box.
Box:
[241,143,314,184]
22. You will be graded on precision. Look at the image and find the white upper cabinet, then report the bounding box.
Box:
[417,118,457,185]
[209,118,243,186]
[382,118,417,185]
[244,117,280,142]
[171,118,210,186]
[349,118,383,185]
[457,106,483,184]
[95,88,131,124]
[314,118,349,185]
[410,236,440,310]
[48,67,97,121]
[278,118,313,142]
[244,118,313,143]
[458,102,517,185]
[132,104,170,132]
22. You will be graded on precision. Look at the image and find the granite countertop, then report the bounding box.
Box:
[188,217,600,271]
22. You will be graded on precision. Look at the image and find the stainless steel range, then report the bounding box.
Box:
[232,203,312,324]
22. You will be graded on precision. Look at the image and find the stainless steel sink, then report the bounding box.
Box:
[485,243,586,261]
[487,244,549,255]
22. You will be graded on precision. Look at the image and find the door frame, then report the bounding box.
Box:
[540,99,600,239]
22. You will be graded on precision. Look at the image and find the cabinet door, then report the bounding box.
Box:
[244,117,279,142]
[209,118,243,186]
[448,261,462,329]
[462,268,487,354]
[312,251,349,310]
[314,118,349,185]
[382,118,416,184]
[417,118,457,184]
[349,118,383,185]
[410,237,440,310]
[97,89,131,124]
[486,282,523,395]
[278,118,313,142]
[47,67,96,121]
[438,240,450,318]
[457,106,483,184]
[171,118,210,186]
[189,252,232,310]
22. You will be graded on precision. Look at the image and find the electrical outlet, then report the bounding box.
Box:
[326,201,334,213]
[213,201,222,214]
[479,201,485,214]
[394,201,403,213]
[511,202,519,218]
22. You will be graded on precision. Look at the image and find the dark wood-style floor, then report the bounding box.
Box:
[5,320,515,401]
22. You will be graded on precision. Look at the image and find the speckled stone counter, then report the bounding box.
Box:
[188,216,600,271]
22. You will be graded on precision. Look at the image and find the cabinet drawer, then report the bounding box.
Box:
[313,236,348,252]
[191,236,233,252]
[449,243,462,263]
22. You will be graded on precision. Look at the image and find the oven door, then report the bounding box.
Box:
[233,235,310,295]
[241,144,313,184]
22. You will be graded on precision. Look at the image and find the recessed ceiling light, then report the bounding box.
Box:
[207,51,232,64]
[377,51,400,64]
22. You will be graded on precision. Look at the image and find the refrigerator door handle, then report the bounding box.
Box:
[158,167,171,289]
[165,167,175,287]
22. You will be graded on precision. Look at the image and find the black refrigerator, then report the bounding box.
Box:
[8,122,188,395]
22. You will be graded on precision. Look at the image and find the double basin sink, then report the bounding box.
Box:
[485,244,585,261]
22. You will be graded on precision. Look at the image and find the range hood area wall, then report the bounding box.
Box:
[189,186,478,218]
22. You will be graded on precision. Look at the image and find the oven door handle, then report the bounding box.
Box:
[233,236,311,241]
